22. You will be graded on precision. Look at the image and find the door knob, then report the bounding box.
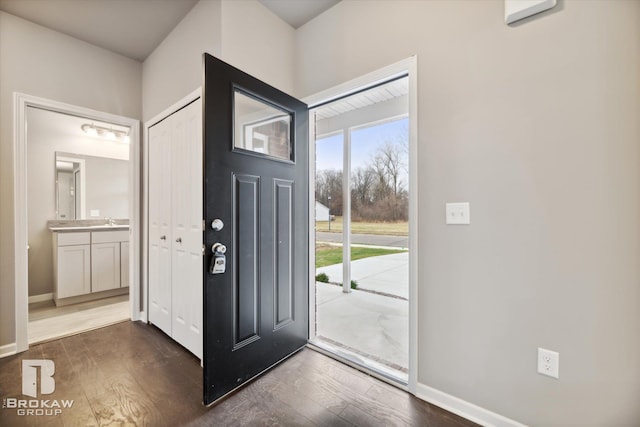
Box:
[212,243,226,254]
[176,237,182,243]
[160,235,166,241]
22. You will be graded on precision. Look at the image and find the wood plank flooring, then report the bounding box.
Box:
[0,321,479,427]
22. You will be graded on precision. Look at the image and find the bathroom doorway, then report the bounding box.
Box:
[26,106,132,344]
[13,94,141,351]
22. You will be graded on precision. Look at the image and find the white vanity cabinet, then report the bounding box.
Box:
[91,230,128,292]
[52,228,129,306]
[121,241,129,288]
[53,232,91,299]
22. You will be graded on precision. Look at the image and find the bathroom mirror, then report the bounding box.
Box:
[55,152,129,220]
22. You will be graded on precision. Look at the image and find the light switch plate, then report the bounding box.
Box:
[446,202,470,225]
[90,209,100,217]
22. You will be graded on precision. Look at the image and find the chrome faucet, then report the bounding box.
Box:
[106,217,115,226]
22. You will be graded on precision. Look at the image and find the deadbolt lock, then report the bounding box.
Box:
[211,219,224,231]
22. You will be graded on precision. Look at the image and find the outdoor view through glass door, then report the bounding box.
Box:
[312,77,409,383]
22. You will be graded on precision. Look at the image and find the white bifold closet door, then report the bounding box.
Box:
[148,98,203,359]
[148,113,172,334]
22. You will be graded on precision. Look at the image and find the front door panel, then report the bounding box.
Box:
[203,54,309,405]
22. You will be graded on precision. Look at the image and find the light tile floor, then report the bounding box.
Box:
[28,295,130,344]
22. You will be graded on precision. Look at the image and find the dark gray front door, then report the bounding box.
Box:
[202,54,309,405]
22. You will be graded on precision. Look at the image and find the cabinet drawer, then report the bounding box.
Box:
[92,230,129,244]
[57,232,91,246]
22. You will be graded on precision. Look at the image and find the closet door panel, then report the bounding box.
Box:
[171,99,203,359]
[148,117,173,335]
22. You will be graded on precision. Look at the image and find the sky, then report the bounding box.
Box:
[315,117,408,171]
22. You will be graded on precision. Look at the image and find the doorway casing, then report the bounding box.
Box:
[13,92,142,353]
[304,56,419,393]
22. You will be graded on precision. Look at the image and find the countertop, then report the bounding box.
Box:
[47,219,129,232]
[48,225,130,232]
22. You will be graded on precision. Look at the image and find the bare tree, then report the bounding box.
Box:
[366,141,408,220]
[351,166,375,205]
[317,129,409,222]
[373,141,407,198]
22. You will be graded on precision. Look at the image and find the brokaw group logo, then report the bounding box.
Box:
[1,359,74,417]
[23,359,55,398]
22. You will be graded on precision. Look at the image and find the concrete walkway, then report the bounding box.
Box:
[314,252,409,372]
[316,252,408,299]
[316,232,408,249]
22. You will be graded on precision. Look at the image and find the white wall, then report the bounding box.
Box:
[0,11,141,346]
[83,156,129,219]
[142,0,222,121]
[220,0,295,95]
[297,1,640,425]
[143,0,295,122]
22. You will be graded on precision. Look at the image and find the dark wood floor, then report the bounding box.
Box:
[0,321,479,426]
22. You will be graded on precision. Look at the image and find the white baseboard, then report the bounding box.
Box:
[28,293,53,304]
[0,342,17,358]
[415,383,528,427]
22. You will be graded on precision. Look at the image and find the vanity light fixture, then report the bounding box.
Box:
[81,123,130,143]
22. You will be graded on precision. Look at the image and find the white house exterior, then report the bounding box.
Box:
[315,201,329,221]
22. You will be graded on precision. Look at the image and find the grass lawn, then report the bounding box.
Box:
[315,217,408,236]
[315,244,407,268]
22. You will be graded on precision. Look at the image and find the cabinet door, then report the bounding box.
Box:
[171,98,203,359]
[121,241,129,288]
[148,115,173,335]
[92,242,121,292]
[57,244,91,298]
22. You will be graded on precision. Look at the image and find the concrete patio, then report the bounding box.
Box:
[314,252,409,372]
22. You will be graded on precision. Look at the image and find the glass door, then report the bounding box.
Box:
[311,77,410,383]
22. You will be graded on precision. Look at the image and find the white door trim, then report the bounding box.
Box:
[142,87,202,323]
[304,56,419,394]
[13,92,141,353]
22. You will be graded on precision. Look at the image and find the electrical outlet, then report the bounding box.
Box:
[537,348,559,379]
